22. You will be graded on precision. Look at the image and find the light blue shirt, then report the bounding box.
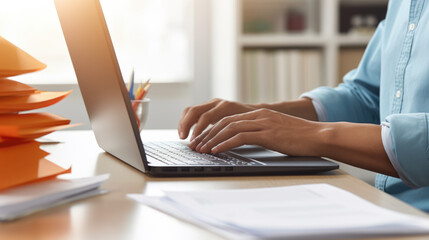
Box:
[302,0,429,212]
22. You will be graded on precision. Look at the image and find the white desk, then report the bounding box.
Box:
[1,130,428,240]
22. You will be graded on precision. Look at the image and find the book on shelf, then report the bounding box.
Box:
[265,51,276,102]
[289,50,303,100]
[256,50,276,103]
[274,50,291,102]
[302,50,323,94]
[242,49,323,103]
[242,50,258,103]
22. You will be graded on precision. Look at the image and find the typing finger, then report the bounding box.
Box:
[178,101,218,139]
[190,106,230,141]
[197,119,263,153]
[196,110,261,148]
[178,107,190,138]
[211,131,263,154]
[189,127,211,150]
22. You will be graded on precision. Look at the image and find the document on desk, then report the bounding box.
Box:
[128,184,429,239]
[0,174,109,221]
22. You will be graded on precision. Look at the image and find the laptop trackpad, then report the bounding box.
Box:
[229,145,332,167]
[229,145,285,159]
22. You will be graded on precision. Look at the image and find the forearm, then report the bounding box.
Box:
[252,98,318,121]
[315,122,398,177]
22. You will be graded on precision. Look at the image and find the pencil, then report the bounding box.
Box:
[135,79,150,100]
[132,81,151,111]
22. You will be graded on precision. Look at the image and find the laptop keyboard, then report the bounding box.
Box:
[144,141,259,166]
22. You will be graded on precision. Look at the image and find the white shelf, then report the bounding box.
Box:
[240,34,372,48]
[337,34,372,47]
[211,0,386,101]
[240,34,326,47]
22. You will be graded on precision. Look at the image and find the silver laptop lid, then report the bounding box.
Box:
[55,0,148,172]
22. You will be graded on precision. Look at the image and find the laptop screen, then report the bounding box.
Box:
[55,0,148,172]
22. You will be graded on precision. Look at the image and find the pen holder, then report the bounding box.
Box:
[131,98,150,131]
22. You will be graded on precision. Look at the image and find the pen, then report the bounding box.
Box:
[128,68,135,100]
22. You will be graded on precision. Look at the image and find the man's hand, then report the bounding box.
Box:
[180,99,398,177]
[178,98,257,140]
[189,108,323,157]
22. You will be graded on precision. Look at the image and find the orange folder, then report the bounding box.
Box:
[0,112,78,141]
[0,78,37,97]
[0,36,46,77]
[0,112,70,128]
[0,124,81,142]
[0,141,70,191]
[0,137,29,147]
[0,90,71,113]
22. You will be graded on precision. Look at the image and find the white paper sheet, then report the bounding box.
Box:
[128,184,429,239]
[0,174,109,221]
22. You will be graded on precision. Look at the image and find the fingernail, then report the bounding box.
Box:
[196,142,203,152]
[179,131,184,139]
[211,146,219,154]
[200,144,209,153]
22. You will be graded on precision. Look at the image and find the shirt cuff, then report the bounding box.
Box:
[301,95,328,122]
[381,122,418,188]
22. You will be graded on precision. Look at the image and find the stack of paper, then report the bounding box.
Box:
[0,174,109,221]
[0,36,76,191]
[129,184,429,239]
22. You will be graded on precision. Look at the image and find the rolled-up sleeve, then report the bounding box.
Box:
[301,21,385,124]
[384,113,429,187]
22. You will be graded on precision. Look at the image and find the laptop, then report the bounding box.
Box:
[54,0,339,176]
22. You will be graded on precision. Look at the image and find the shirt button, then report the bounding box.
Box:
[396,90,401,98]
[409,23,415,31]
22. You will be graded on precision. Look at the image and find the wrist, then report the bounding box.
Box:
[280,99,318,121]
[250,102,270,109]
[250,99,320,122]
[312,122,337,157]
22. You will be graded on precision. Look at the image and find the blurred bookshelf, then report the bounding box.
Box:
[211,0,387,103]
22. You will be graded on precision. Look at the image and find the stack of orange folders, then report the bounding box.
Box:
[0,36,78,191]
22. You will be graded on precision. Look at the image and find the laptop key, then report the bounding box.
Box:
[145,142,256,166]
